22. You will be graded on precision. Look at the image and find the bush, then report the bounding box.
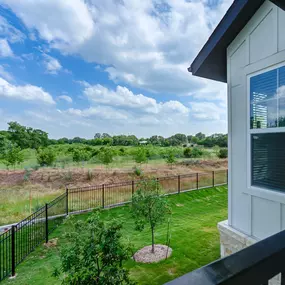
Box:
[54,211,134,284]
[87,169,93,181]
[134,148,148,164]
[98,147,114,166]
[133,166,143,177]
[218,148,228,159]
[183,147,192,158]
[72,149,90,163]
[36,148,56,166]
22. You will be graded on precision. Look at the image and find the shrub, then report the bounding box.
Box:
[53,211,134,284]
[98,147,114,167]
[134,148,148,164]
[218,148,228,159]
[133,166,143,177]
[36,148,56,166]
[72,149,90,163]
[183,147,192,158]
[87,169,93,181]
[191,147,203,158]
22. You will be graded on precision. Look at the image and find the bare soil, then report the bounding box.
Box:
[0,159,227,190]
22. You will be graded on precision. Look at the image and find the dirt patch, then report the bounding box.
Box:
[44,238,58,248]
[133,244,172,263]
[0,159,227,190]
[202,227,216,233]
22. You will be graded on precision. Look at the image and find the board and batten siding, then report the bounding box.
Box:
[227,0,285,240]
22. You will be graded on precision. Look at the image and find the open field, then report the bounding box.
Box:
[0,159,227,226]
[2,186,228,285]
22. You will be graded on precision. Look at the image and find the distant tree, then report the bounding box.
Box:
[36,148,56,166]
[134,148,148,164]
[8,121,30,149]
[195,132,206,141]
[94,133,101,139]
[1,141,24,170]
[101,133,111,138]
[131,179,170,253]
[57,137,69,145]
[183,147,203,158]
[165,149,177,169]
[54,211,134,285]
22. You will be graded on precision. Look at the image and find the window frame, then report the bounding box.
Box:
[247,62,285,193]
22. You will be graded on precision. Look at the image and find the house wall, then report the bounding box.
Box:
[227,0,285,240]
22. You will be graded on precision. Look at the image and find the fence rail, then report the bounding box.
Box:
[0,169,227,282]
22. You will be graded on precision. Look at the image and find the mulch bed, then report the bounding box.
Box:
[133,244,172,263]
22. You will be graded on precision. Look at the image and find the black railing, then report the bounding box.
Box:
[0,169,228,282]
[165,228,285,285]
[0,193,67,281]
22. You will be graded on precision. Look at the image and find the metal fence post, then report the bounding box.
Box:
[102,184,105,209]
[178,175,181,194]
[212,171,215,187]
[132,180,135,196]
[196,173,199,189]
[11,225,16,277]
[66,187,69,216]
[227,169,229,184]
[45,203,48,243]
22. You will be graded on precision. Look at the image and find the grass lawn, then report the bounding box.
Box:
[2,186,227,285]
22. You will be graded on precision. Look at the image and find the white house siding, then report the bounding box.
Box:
[227,0,285,239]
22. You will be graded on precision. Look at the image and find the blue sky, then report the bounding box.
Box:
[0,0,231,139]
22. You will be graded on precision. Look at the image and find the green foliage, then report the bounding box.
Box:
[72,149,90,163]
[165,149,177,168]
[183,147,192,158]
[98,147,114,166]
[134,148,148,164]
[54,211,134,285]
[36,148,56,166]
[218,148,228,159]
[8,121,49,149]
[183,147,203,158]
[131,179,170,253]
[133,166,143,177]
[0,141,24,169]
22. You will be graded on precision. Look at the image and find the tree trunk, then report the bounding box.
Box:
[151,227,155,253]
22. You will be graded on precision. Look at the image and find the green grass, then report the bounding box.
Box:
[2,186,227,285]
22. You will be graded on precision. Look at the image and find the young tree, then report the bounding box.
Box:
[98,147,114,167]
[134,148,148,164]
[36,148,56,166]
[1,141,24,170]
[131,179,170,253]
[165,149,177,169]
[54,211,134,285]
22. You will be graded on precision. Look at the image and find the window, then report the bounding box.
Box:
[250,66,285,192]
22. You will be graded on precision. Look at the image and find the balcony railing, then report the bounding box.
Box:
[165,229,285,285]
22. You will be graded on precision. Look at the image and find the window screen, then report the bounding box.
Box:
[252,133,285,192]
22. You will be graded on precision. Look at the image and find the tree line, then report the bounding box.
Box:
[0,122,227,150]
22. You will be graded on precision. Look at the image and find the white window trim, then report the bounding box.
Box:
[246,62,285,197]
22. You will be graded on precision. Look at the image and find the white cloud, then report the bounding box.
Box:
[0,39,13,57]
[43,54,62,74]
[3,0,231,96]
[0,65,13,81]
[58,95,73,103]
[84,84,189,116]
[190,101,225,121]
[0,15,25,43]
[0,77,55,104]
[1,0,94,49]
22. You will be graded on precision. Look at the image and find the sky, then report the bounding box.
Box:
[0,0,232,139]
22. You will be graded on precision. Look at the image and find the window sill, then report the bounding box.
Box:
[244,186,285,204]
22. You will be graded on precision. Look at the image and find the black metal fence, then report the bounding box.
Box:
[0,169,227,282]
